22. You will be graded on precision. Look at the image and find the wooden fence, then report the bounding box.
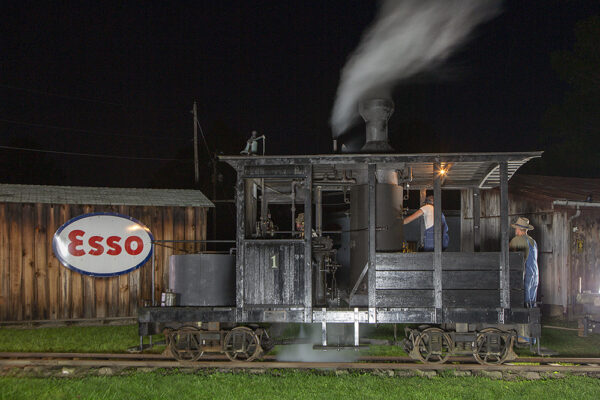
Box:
[0,203,207,321]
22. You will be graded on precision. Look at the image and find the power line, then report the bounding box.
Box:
[0,118,190,141]
[0,83,186,113]
[0,145,191,162]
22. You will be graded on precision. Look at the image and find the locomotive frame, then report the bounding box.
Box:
[138,151,543,364]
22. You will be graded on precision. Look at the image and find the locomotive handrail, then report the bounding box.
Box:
[152,239,236,243]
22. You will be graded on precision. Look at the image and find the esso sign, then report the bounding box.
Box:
[53,213,154,277]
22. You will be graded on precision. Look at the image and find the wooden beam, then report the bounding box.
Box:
[479,164,499,189]
[304,165,313,323]
[420,189,427,244]
[368,164,377,323]
[473,187,481,252]
[235,168,245,321]
[499,161,510,315]
[433,162,442,322]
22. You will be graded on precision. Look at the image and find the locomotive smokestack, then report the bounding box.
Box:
[359,98,394,153]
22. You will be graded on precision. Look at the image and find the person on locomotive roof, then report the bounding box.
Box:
[509,217,538,308]
[402,194,449,251]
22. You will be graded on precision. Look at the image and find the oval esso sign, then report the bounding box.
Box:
[53,213,154,277]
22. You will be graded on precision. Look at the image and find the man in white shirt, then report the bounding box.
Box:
[402,195,449,251]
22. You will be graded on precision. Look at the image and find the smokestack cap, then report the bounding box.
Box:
[359,98,394,121]
[359,98,395,153]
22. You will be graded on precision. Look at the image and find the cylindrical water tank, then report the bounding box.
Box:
[169,254,236,306]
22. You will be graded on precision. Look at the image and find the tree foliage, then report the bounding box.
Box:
[536,16,600,177]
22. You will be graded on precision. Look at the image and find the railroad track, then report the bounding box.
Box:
[1,352,599,373]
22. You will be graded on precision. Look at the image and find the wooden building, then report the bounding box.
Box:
[0,184,213,322]
[461,174,600,318]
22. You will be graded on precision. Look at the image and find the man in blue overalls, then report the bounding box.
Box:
[403,194,449,251]
[509,217,538,307]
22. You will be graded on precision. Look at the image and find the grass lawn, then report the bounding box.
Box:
[1,371,599,400]
[0,325,164,354]
[0,322,599,358]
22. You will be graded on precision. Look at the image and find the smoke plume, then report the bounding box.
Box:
[330,0,501,136]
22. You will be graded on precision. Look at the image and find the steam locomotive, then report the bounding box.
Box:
[138,99,542,364]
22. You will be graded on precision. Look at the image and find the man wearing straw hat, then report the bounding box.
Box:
[509,217,538,307]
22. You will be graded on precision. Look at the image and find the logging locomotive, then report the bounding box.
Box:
[138,99,543,364]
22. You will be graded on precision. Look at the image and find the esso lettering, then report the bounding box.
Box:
[67,230,143,256]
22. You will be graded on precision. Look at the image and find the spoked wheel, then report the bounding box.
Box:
[473,328,514,365]
[223,326,262,362]
[413,327,453,364]
[166,326,204,361]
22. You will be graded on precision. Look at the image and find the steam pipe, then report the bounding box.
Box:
[316,186,323,236]
[554,200,600,208]
[260,178,267,221]
[567,205,582,224]
[291,181,298,236]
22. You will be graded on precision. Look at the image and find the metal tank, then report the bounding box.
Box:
[168,254,236,306]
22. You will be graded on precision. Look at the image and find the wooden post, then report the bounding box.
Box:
[499,161,510,315]
[304,164,313,323]
[420,188,427,246]
[368,164,377,323]
[193,101,199,185]
[433,162,442,323]
[235,169,245,321]
[473,187,481,252]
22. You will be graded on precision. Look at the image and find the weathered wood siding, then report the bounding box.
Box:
[460,189,474,252]
[0,203,207,321]
[243,242,305,307]
[568,209,600,306]
[375,252,525,308]
[460,188,599,314]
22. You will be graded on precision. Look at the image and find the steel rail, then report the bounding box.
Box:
[0,358,599,373]
[1,352,600,366]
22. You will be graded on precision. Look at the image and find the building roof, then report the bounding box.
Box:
[510,174,600,204]
[221,151,542,189]
[0,184,214,207]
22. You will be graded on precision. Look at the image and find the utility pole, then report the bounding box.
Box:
[192,101,199,185]
[192,101,218,243]
[212,154,217,241]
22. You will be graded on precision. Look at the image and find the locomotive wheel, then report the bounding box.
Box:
[167,327,204,361]
[413,327,453,364]
[473,328,513,365]
[223,326,262,362]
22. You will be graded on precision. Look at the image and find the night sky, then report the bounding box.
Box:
[2,1,599,190]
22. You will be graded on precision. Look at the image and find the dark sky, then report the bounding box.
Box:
[2,0,599,188]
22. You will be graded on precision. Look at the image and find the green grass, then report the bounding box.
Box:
[536,327,600,357]
[1,372,599,400]
[0,322,598,358]
[0,325,164,354]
